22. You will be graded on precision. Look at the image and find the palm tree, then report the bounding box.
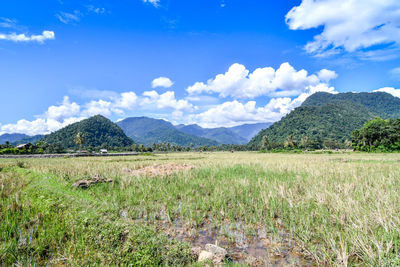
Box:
[74,132,85,152]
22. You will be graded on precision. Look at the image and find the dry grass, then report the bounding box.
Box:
[1,152,400,265]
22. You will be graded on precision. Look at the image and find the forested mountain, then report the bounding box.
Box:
[43,115,134,149]
[228,123,272,141]
[175,124,247,144]
[302,92,400,118]
[0,133,30,144]
[249,92,400,149]
[117,117,219,146]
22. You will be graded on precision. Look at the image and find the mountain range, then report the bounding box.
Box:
[116,117,219,147]
[249,92,400,148]
[1,91,399,149]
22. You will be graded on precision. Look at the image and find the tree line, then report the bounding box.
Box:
[352,118,400,152]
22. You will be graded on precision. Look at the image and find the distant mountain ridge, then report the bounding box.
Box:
[229,123,272,141]
[175,124,248,144]
[0,133,44,145]
[0,133,30,144]
[117,117,219,147]
[249,92,400,148]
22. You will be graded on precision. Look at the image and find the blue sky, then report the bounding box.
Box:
[0,0,400,134]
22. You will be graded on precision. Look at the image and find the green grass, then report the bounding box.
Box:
[1,152,400,266]
[0,166,194,266]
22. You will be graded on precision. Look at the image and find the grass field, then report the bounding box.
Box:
[1,152,400,266]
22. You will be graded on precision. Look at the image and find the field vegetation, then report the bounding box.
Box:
[1,152,400,266]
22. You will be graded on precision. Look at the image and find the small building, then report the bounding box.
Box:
[16,143,32,149]
[100,149,108,154]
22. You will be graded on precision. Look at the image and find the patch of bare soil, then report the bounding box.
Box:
[73,174,113,189]
[122,163,194,177]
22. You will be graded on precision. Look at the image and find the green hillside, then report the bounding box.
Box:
[302,92,400,118]
[175,124,247,144]
[43,115,134,149]
[249,92,400,149]
[117,117,219,146]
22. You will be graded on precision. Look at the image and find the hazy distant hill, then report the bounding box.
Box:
[43,115,134,148]
[0,133,30,144]
[11,135,44,145]
[229,123,272,142]
[0,133,44,145]
[175,124,248,144]
[117,117,219,147]
[249,92,400,148]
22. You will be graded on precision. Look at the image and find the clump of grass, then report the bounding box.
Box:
[15,161,26,168]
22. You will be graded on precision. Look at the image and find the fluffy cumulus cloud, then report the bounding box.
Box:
[152,77,174,88]
[286,0,400,57]
[82,91,138,117]
[191,100,282,128]
[186,62,336,99]
[0,96,85,135]
[43,96,80,121]
[191,93,320,128]
[0,30,55,43]
[142,91,194,111]
[373,87,400,98]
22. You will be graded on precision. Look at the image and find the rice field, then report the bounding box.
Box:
[1,152,400,266]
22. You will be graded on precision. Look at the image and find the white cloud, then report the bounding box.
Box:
[152,77,174,88]
[373,87,400,98]
[83,99,113,117]
[286,0,400,57]
[143,0,160,7]
[0,117,85,136]
[191,98,295,128]
[142,90,194,111]
[82,91,138,116]
[0,30,55,43]
[56,11,80,24]
[115,92,138,109]
[186,62,337,99]
[43,96,80,121]
[317,69,338,82]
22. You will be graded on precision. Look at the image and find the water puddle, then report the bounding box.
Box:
[121,207,314,266]
[158,214,312,265]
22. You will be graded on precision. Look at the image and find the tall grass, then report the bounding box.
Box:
[1,152,400,265]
